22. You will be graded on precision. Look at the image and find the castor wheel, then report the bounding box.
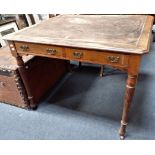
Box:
[31,105,38,110]
[120,135,125,140]
[99,71,105,77]
[26,105,38,110]
[30,105,38,110]
[99,73,104,77]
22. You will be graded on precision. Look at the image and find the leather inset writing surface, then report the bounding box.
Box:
[4,15,154,54]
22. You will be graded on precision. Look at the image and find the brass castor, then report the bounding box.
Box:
[27,104,38,110]
[31,105,38,110]
[119,120,128,140]
[100,73,104,77]
[120,135,125,140]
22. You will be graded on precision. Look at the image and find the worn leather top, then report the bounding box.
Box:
[0,46,33,70]
[4,15,154,54]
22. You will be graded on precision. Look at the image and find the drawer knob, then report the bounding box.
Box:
[73,52,83,59]
[20,45,29,51]
[46,48,57,55]
[0,81,6,87]
[107,56,120,63]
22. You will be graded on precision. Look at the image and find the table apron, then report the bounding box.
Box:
[14,42,131,70]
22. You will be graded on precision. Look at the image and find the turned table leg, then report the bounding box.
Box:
[15,55,36,109]
[119,74,138,140]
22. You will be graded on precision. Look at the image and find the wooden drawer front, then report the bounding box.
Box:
[15,42,64,58]
[65,48,129,67]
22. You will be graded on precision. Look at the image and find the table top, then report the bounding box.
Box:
[4,15,154,54]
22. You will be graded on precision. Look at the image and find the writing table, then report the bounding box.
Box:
[4,15,154,139]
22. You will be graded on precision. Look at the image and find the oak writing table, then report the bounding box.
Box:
[4,15,154,139]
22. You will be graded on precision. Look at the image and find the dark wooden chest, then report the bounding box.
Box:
[0,46,67,109]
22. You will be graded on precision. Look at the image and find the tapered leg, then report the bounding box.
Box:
[100,65,104,77]
[15,55,35,109]
[119,74,138,140]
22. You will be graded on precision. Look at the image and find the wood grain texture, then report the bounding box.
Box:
[4,15,154,54]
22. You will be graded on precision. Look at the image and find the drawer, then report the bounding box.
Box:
[65,48,129,67]
[14,42,129,67]
[14,42,64,58]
